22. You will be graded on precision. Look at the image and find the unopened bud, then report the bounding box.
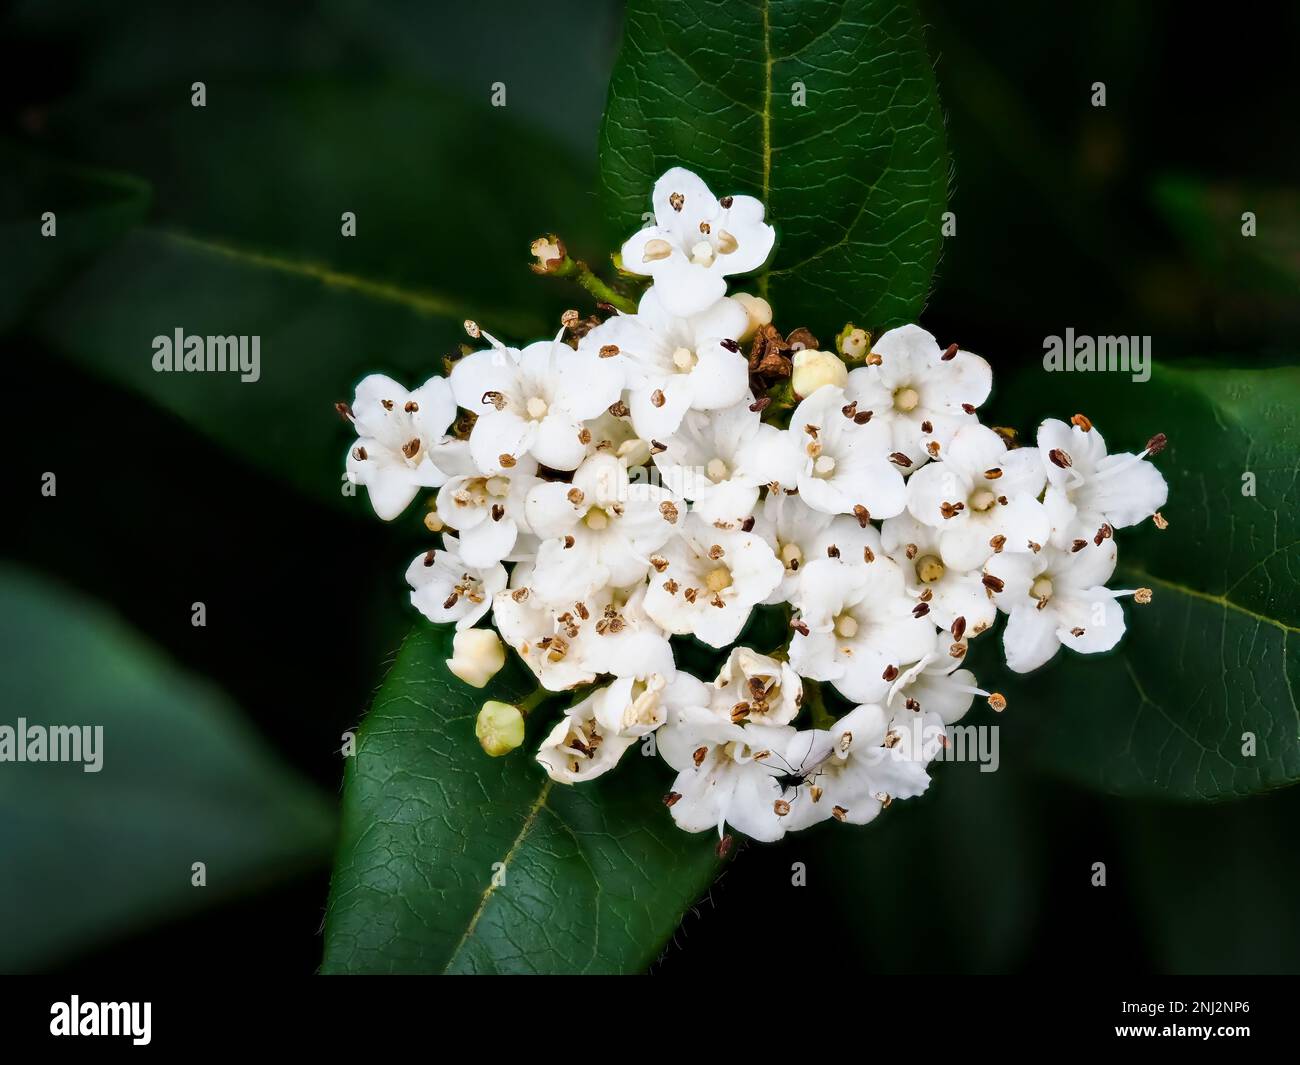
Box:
[791,348,848,398]
[423,508,444,533]
[448,628,506,689]
[837,324,871,360]
[475,699,525,757]
[529,234,567,274]
[733,292,773,342]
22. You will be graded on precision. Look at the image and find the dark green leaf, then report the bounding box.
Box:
[321,621,720,974]
[0,564,333,971]
[0,143,149,332]
[599,0,948,333]
[986,362,1300,799]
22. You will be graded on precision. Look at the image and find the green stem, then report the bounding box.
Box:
[517,687,554,716]
[543,246,638,313]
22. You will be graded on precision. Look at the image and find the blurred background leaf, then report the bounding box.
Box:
[0,565,334,972]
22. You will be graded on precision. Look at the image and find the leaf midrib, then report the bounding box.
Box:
[1122,567,1299,635]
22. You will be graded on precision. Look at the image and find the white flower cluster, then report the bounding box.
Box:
[342,167,1169,843]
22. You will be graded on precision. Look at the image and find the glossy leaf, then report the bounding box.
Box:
[321,621,720,974]
[599,0,948,332]
[984,362,1300,799]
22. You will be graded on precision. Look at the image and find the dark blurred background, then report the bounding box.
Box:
[2,0,1297,974]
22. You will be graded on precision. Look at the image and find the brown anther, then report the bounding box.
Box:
[919,587,934,602]
[707,544,725,560]
[567,488,585,505]
[663,791,682,807]
[952,616,967,641]
[826,544,841,559]
[982,573,1005,594]
[988,693,1007,712]
[882,664,899,682]
[1153,511,1169,530]
[719,195,734,208]
[890,452,913,467]
[1134,587,1153,604]
[574,602,590,620]
[749,396,771,413]
[884,731,901,749]
[716,834,733,859]
[598,344,620,359]
[720,338,740,353]
[927,440,941,457]
[831,806,848,822]
[989,534,1007,553]
[1070,627,1085,637]
[912,602,930,618]
[650,555,669,572]
[962,403,977,415]
[863,546,875,563]
[401,438,421,459]
[1071,413,1093,432]
[1146,432,1168,456]
[984,467,1003,480]
[939,501,964,520]
[650,439,667,454]
[791,620,810,637]
[563,535,575,549]
[692,746,707,767]
[699,221,711,235]
[941,343,959,361]
[335,401,354,421]
[853,410,873,424]
[949,642,967,659]
[669,191,685,212]
[406,401,421,414]
[663,578,679,595]
[511,587,530,602]
[1093,523,1112,546]
[683,588,698,604]
[353,446,368,462]
[1071,538,1087,552]
[741,516,756,532]
[659,500,679,524]
[561,308,581,329]
[773,799,791,817]
[608,400,630,418]
[481,390,506,411]
[853,504,871,528]
[498,453,517,469]
[381,398,394,411]
[491,504,505,521]
[921,419,934,433]
[866,352,883,366]
[905,543,918,560]
[423,549,436,566]
[442,592,459,610]
[1048,448,1072,469]
[650,389,666,408]
[1028,540,1041,553]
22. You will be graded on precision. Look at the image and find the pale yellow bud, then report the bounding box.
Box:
[733,293,773,342]
[447,628,506,689]
[475,699,526,757]
[791,348,848,398]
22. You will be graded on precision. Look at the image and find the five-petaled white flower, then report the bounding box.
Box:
[642,513,784,648]
[710,647,803,727]
[749,491,835,605]
[450,331,624,474]
[781,705,932,830]
[344,374,470,520]
[787,385,909,520]
[845,325,991,468]
[1037,418,1168,549]
[405,535,506,630]
[983,540,1134,673]
[536,693,637,783]
[524,452,680,604]
[905,423,1051,571]
[580,287,751,440]
[657,703,796,842]
[881,513,997,637]
[620,167,776,317]
[654,400,799,524]
[435,456,542,568]
[789,556,938,703]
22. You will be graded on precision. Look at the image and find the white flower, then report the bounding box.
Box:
[1037,419,1168,548]
[449,331,623,473]
[984,540,1136,673]
[642,513,784,648]
[789,556,938,703]
[580,287,750,440]
[344,374,470,520]
[447,628,506,688]
[493,566,674,690]
[883,651,1001,736]
[593,670,711,738]
[620,167,776,317]
[657,704,796,841]
[524,452,680,604]
[405,535,506,630]
[536,694,637,783]
[844,325,991,467]
[787,385,908,520]
[435,457,542,568]
[653,401,799,524]
[781,705,932,830]
[905,423,1051,571]
[880,512,997,637]
[791,348,848,398]
[710,647,803,727]
[749,492,835,605]
[583,405,652,468]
